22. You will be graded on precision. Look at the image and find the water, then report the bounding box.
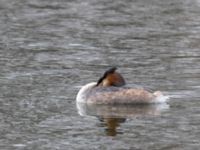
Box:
[0,0,200,149]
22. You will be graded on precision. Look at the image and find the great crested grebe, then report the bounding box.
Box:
[76,67,168,104]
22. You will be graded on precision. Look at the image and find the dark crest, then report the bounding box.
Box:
[96,67,117,86]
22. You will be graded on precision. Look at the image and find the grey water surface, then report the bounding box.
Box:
[1,0,200,149]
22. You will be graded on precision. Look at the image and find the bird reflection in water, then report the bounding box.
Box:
[98,117,126,136]
[76,102,169,136]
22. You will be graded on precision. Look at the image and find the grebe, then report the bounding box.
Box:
[76,67,168,104]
